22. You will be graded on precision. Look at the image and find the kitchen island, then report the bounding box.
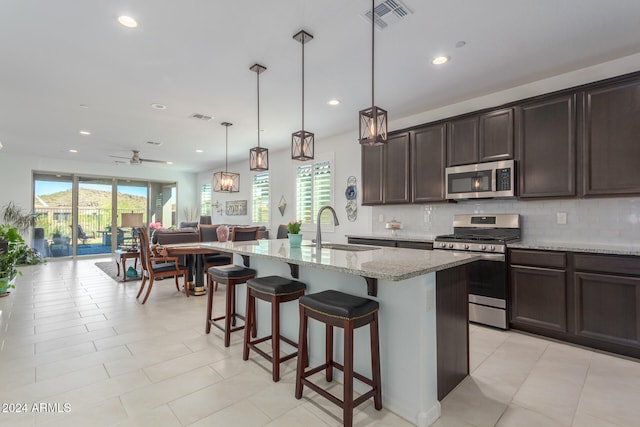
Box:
[195,239,479,427]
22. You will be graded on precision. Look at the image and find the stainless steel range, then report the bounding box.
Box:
[434,214,520,329]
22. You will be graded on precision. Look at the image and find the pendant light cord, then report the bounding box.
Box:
[257,70,261,148]
[371,0,375,110]
[302,33,305,132]
[224,124,228,173]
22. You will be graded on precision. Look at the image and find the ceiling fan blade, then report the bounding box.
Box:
[140,158,169,164]
[109,155,131,160]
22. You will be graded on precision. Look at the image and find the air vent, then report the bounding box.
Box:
[363,0,412,30]
[190,113,214,121]
[146,141,162,146]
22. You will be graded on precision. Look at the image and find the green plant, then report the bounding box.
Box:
[1,202,38,233]
[0,224,35,287]
[287,220,302,234]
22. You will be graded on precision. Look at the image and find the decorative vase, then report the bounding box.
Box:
[288,233,302,248]
[216,225,229,242]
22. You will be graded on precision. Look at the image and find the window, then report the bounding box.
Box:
[296,159,332,225]
[200,183,212,216]
[252,172,270,224]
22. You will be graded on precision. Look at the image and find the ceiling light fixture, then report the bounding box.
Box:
[432,56,449,65]
[117,15,138,28]
[196,149,204,153]
[359,0,388,146]
[151,103,167,110]
[79,130,91,135]
[69,149,78,153]
[291,30,314,161]
[249,64,269,171]
[213,122,239,193]
[327,99,341,106]
[166,161,174,165]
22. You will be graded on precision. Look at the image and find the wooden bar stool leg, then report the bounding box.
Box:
[230,281,237,327]
[371,311,382,410]
[343,320,355,427]
[272,294,282,382]
[325,323,333,382]
[224,281,233,347]
[206,279,214,333]
[243,289,255,361]
[295,305,308,399]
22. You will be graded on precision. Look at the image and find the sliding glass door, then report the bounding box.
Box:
[33,173,73,258]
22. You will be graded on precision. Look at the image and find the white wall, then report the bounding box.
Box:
[0,152,198,225]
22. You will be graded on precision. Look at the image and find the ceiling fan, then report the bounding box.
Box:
[110,150,170,165]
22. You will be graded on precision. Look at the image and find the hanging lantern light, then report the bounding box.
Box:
[249,64,269,171]
[291,30,314,161]
[213,122,240,193]
[359,0,388,146]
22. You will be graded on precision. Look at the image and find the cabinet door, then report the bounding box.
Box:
[447,116,478,166]
[510,265,568,333]
[383,133,411,204]
[582,79,640,196]
[574,272,640,349]
[361,144,384,205]
[518,95,576,198]
[411,124,446,202]
[479,108,514,162]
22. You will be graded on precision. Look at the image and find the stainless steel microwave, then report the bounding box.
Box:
[445,160,515,200]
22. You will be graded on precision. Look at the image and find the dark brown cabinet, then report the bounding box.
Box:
[384,133,411,204]
[447,108,514,166]
[509,249,640,359]
[509,250,568,333]
[361,132,411,205]
[347,237,433,250]
[582,78,640,196]
[361,144,383,205]
[411,124,447,203]
[518,95,576,198]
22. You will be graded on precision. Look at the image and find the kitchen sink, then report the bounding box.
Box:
[302,243,380,252]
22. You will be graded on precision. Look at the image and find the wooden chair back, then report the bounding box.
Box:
[136,227,152,273]
[231,226,259,241]
[198,224,219,242]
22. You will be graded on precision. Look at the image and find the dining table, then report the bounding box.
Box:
[157,243,230,296]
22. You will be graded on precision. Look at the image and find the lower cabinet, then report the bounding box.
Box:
[509,249,640,358]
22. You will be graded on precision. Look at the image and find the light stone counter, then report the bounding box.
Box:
[199,239,477,281]
[509,241,640,256]
[197,238,478,427]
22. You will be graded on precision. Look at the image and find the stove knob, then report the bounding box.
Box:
[480,245,487,251]
[464,244,470,250]
[448,243,454,249]
[489,245,496,252]
[440,242,447,248]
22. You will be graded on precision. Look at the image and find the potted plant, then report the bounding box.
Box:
[0,224,32,296]
[287,220,303,248]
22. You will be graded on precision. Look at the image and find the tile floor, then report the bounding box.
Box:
[1,258,639,426]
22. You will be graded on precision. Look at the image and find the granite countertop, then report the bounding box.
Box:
[345,233,436,243]
[199,239,479,281]
[509,241,640,257]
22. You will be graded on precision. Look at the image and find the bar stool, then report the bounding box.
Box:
[243,275,307,382]
[206,264,257,347]
[295,290,382,427]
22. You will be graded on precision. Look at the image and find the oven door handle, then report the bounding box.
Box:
[434,249,505,261]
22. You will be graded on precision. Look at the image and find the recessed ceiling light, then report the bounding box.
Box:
[166,161,174,165]
[432,56,450,65]
[69,149,78,153]
[151,103,167,110]
[117,15,138,28]
[79,130,91,135]
[327,99,341,106]
[196,149,204,153]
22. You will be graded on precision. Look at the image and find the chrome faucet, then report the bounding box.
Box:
[316,205,340,251]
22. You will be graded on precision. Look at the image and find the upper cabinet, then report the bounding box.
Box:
[412,124,447,203]
[518,94,576,198]
[361,132,411,205]
[581,79,640,197]
[447,108,514,166]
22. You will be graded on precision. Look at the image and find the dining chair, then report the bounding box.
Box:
[276,224,289,239]
[135,227,189,304]
[231,226,259,241]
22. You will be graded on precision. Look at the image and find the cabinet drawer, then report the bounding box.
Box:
[509,249,566,268]
[574,253,640,276]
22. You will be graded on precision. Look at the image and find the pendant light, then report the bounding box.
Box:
[358,0,387,146]
[249,64,269,171]
[291,30,314,161]
[213,122,240,193]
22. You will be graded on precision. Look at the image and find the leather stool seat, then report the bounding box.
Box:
[243,275,306,382]
[299,290,379,319]
[209,264,256,279]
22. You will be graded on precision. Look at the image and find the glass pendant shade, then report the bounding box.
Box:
[249,146,269,171]
[213,122,240,193]
[291,130,314,160]
[291,30,314,161]
[359,105,388,146]
[212,171,239,193]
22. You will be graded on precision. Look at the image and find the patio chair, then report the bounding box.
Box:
[75,224,94,245]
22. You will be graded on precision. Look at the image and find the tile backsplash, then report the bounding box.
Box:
[371,198,640,245]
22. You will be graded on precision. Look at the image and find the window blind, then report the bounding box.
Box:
[200,183,211,216]
[296,160,332,224]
